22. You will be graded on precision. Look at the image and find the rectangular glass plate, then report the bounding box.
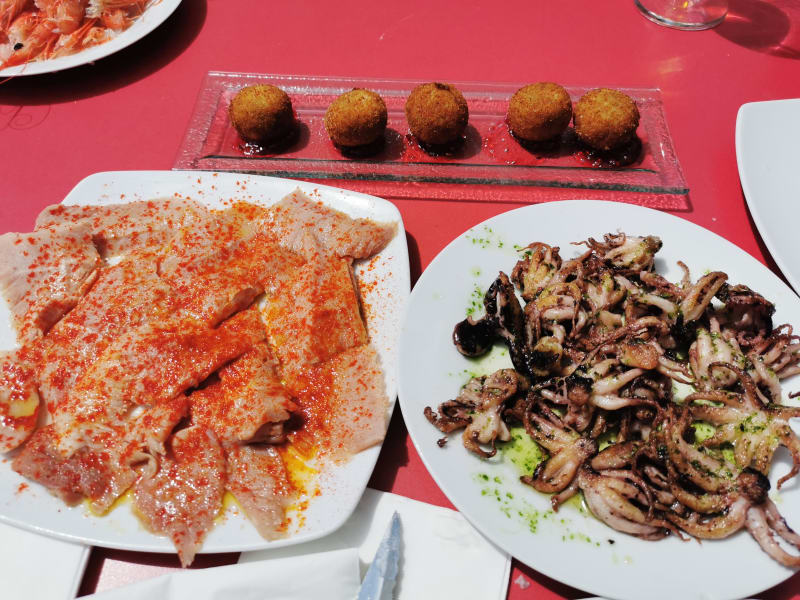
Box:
[174,72,689,208]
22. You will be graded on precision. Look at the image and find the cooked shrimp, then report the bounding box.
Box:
[1,11,55,67]
[86,0,144,18]
[49,14,94,57]
[77,21,108,45]
[0,40,10,64]
[1,0,144,68]
[36,0,87,34]
[5,9,37,41]
[100,7,128,30]
[0,0,32,30]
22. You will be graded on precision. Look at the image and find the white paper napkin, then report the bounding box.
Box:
[82,488,510,600]
[0,522,89,600]
[242,488,511,600]
[85,547,360,600]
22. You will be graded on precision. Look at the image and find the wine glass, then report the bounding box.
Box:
[635,0,728,30]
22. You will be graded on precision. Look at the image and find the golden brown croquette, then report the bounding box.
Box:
[324,88,388,147]
[507,82,572,142]
[405,82,469,146]
[228,85,295,144]
[573,88,640,151]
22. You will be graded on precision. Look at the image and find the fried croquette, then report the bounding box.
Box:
[507,82,572,142]
[573,88,640,151]
[405,82,469,146]
[324,88,388,147]
[228,85,295,144]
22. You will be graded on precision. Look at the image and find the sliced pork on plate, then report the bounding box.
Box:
[0,189,396,563]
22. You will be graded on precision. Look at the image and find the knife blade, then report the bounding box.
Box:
[356,512,402,600]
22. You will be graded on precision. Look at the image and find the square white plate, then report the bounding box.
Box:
[736,98,800,294]
[0,171,409,554]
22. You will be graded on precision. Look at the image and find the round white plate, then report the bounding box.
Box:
[736,98,800,295]
[0,171,410,554]
[0,0,182,77]
[398,200,800,600]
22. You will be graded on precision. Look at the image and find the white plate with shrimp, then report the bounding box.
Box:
[399,200,800,600]
[0,0,181,77]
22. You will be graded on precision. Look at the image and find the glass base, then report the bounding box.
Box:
[635,0,727,30]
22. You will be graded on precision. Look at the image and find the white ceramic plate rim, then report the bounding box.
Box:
[0,0,182,77]
[398,200,800,600]
[0,171,410,554]
[736,98,800,296]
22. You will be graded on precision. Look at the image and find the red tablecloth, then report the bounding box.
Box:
[2,0,800,598]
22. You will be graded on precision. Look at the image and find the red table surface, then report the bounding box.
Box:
[2,0,800,598]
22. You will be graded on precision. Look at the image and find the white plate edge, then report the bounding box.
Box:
[735,99,800,297]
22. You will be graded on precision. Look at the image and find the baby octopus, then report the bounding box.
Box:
[425,230,800,567]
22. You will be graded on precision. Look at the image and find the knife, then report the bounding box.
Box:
[356,512,402,600]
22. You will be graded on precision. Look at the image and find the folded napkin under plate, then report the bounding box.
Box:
[242,488,511,600]
[0,521,89,600]
[85,547,360,600]
[86,488,511,600]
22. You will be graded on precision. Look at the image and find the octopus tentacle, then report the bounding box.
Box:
[522,401,597,494]
[577,467,673,540]
[667,496,749,539]
[746,505,800,568]
[681,272,728,323]
[764,499,800,547]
